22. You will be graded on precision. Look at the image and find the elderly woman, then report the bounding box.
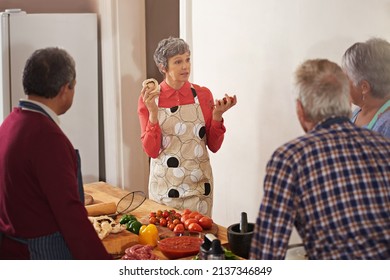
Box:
[341,37,390,137]
[138,37,236,216]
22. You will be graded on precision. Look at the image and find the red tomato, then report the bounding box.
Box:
[173,223,185,234]
[198,216,213,230]
[182,209,191,215]
[223,97,235,104]
[194,214,203,221]
[184,218,198,229]
[188,222,203,232]
[168,223,175,231]
[159,217,167,227]
[189,211,200,218]
[180,214,190,223]
[149,216,157,224]
[162,210,170,218]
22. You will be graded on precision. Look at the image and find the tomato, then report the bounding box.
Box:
[168,223,175,231]
[156,210,162,217]
[174,212,181,219]
[149,216,157,225]
[223,97,235,104]
[159,217,167,227]
[194,214,203,221]
[184,218,198,229]
[188,222,203,232]
[172,218,181,225]
[162,210,170,218]
[198,216,213,230]
[180,214,190,223]
[182,209,191,215]
[173,223,185,234]
[189,211,200,218]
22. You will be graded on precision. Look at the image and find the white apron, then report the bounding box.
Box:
[148,87,213,216]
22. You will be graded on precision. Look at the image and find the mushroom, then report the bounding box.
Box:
[88,215,126,239]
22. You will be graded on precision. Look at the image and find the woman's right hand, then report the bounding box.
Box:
[141,85,159,124]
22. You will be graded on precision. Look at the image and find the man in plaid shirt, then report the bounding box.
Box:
[250,59,390,259]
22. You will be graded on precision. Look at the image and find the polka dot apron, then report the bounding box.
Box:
[148,86,213,216]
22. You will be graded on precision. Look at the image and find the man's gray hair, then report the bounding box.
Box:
[295,59,351,123]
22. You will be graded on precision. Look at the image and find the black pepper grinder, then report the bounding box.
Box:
[199,235,212,260]
[207,239,225,260]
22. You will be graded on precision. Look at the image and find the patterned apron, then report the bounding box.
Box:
[0,100,84,259]
[148,87,214,216]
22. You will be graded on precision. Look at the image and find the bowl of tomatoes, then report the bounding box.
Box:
[158,235,203,259]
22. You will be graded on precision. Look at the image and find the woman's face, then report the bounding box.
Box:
[164,52,191,85]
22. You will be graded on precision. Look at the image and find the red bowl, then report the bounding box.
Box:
[158,236,203,259]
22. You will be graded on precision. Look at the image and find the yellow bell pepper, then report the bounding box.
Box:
[138,224,159,247]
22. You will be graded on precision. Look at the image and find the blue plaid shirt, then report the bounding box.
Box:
[250,117,390,259]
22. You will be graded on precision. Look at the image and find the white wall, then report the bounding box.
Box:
[181,0,390,242]
[99,0,150,193]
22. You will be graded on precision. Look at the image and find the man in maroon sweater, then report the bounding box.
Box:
[0,47,111,259]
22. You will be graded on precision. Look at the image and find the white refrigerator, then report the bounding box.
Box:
[0,9,100,183]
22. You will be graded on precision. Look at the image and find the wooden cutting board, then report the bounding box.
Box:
[102,230,139,257]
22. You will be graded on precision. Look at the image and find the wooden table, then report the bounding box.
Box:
[84,181,228,259]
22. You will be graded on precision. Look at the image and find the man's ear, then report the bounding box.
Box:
[67,80,76,90]
[296,99,306,123]
[296,99,311,133]
[57,83,69,99]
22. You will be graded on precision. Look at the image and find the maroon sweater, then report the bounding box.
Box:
[0,108,111,259]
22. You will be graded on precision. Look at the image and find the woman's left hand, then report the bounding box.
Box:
[212,94,237,121]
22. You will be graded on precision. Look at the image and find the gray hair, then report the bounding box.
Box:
[153,37,191,75]
[23,47,76,98]
[341,37,390,99]
[295,59,351,123]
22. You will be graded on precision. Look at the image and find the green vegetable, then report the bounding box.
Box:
[119,214,136,225]
[127,220,142,234]
[223,248,240,260]
[192,247,240,260]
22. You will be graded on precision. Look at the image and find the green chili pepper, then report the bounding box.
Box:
[127,220,142,234]
[119,214,136,225]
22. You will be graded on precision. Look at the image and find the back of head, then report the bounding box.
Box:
[22,47,76,98]
[295,59,351,123]
[153,37,190,74]
[341,37,390,99]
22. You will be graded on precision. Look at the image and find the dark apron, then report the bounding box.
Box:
[0,100,85,259]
